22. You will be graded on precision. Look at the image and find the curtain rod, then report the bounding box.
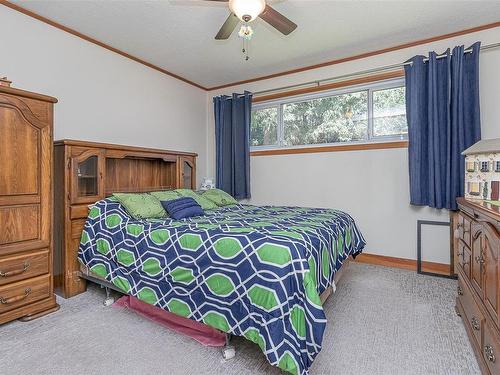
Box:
[253,41,500,97]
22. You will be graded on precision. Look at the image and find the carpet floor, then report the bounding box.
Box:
[0,263,480,375]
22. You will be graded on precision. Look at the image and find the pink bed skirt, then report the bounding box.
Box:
[113,295,226,347]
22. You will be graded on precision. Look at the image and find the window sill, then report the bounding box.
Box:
[250,140,408,156]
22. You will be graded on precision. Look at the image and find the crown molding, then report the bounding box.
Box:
[207,21,500,91]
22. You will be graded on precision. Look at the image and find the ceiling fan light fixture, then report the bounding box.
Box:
[229,0,266,22]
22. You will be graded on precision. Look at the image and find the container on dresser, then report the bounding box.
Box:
[455,198,500,375]
[0,80,59,324]
[53,140,197,298]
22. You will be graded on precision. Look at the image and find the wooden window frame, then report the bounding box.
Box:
[250,71,408,156]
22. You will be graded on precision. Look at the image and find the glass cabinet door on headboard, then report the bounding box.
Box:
[70,148,104,204]
[178,156,196,190]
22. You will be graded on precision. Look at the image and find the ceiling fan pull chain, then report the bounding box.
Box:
[239,24,251,61]
[245,39,250,61]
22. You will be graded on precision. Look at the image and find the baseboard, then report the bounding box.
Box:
[354,253,451,275]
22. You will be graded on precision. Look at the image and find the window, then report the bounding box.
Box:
[481,161,490,172]
[251,107,278,146]
[496,161,500,172]
[372,86,406,137]
[251,78,407,150]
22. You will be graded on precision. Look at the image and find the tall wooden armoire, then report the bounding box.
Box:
[0,79,59,324]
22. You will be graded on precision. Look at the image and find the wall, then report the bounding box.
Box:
[207,27,500,264]
[0,6,208,180]
[2,3,499,264]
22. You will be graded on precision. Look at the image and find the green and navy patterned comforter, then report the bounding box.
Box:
[78,198,365,375]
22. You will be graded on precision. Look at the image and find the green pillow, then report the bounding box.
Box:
[202,188,238,207]
[175,189,218,210]
[150,190,181,202]
[113,193,166,220]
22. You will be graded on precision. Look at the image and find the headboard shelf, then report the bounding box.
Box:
[54,139,197,157]
[105,185,175,195]
[54,139,197,298]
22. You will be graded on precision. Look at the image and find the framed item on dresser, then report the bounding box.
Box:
[0,79,59,324]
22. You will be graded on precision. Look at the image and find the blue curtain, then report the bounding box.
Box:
[404,42,481,210]
[213,92,252,199]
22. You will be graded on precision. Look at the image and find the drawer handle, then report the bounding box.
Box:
[457,286,464,295]
[471,317,480,331]
[0,262,30,278]
[484,345,496,363]
[0,288,31,304]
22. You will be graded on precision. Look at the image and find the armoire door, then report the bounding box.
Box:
[0,93,51,257]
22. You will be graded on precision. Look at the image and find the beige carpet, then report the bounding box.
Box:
[0,263,480,375]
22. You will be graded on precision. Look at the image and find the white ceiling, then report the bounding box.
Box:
[11,0,500,89]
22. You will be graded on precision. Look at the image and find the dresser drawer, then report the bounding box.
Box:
[70,204,91,220]
[482,322,500,375]
[457,240,472,280]
[458,274,484,347]
[458,212,472,247]
[0,274,50,314]
[0,249,49,286]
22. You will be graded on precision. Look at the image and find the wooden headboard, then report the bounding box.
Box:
[53,139,197,298]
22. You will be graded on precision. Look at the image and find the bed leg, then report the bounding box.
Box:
[103,287,115,307]
[222,334,235,360]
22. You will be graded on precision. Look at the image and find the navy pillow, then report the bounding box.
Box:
[161,197,204,220]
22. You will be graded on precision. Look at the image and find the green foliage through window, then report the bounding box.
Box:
[251,79,407,148]
[373,87,407,137]
[251,107,278,146]
[283,92,368,146]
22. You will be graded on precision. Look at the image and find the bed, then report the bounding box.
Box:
[78,195,365,374]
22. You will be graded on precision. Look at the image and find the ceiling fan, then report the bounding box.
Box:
[205,0,297,40]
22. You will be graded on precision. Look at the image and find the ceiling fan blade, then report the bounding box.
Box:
[215,13,239,40]
[259,4,297,35]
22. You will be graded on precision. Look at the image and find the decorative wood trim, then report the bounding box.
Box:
[208,21,500,91]
[0,0,207,91]
[54,139,198,157]
[250,140,408,156]
[354,253,451,275]
[0,85,57,103]
[253,71,405,103]
[0,96,51,128]
[0,77,12,87]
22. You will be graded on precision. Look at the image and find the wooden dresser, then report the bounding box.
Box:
[0,83,59,324]
[455,197,500,374]
[54,140,197,298]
